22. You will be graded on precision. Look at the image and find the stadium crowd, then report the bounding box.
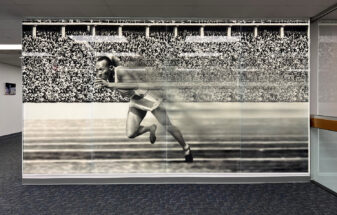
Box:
[22,24,309,103]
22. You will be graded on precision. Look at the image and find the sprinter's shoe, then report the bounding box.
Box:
[149,124,157,144]
[184,146,193,163]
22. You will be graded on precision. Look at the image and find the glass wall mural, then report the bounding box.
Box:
[22,19,309,176]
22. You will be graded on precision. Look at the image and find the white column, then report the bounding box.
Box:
[254,26,258,37]
[118,26,123,36]
[87,25,90,32]
[174,26,178,37]
[227,26,232,37]
[91,26,96,36]
[61,26,66,38]
[200,26,204,37]
[145,26,150,38]
[32,26,37,37]
[280,26,285,38]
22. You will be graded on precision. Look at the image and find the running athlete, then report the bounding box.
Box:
[95,56,193,162]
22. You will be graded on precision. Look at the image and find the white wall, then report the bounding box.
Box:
[0,62,22,136]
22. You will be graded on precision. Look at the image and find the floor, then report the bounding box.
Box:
[1,133,337,215]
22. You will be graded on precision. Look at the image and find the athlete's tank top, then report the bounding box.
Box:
[114,66,147,98]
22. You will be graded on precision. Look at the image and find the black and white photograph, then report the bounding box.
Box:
[5,82,16,95]
[4,0,337,213]
[22,19,309,175]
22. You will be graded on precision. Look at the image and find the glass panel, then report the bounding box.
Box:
[162,25,242,173]
[318,24,337,116]
[311,128,337,193]
[239,25,309,172]
[22,25,96,174]
[87,25,169,174]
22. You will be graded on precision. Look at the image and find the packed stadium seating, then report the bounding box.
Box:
[22,23,308,102]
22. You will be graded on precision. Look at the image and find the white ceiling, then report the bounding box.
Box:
[1,0,336,44]
[321,6,337,20]
[0,0,336,66]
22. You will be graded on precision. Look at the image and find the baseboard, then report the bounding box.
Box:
[0,132,22,141]
[23,175,310,185]
[311,180,337,197]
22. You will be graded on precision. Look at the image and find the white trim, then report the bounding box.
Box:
[316,23,337,26]
[308,22,311,176]
[0,44,22,50]
[317,23,320,115]
[23,172,310,179]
